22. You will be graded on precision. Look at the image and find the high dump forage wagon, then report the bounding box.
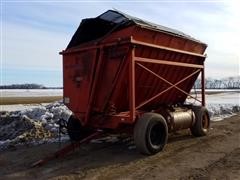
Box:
[60,10,209,155]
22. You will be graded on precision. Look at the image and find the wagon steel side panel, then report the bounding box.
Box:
[133,27,206,54]
[63,49,97,122]
[92,45,130,113]
[101,26,206,112]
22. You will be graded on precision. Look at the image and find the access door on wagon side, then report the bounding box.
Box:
[63,49,98,118]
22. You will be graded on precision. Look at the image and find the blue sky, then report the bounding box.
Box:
[1,0,239,87]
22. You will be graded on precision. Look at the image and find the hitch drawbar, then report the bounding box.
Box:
[31,130,103,167]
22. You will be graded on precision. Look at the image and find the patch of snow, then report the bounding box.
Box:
[207,104,239,121]
[0,101,71,150]
[187,92,240,121]
[0,89,62,97]
[0,104,49,112]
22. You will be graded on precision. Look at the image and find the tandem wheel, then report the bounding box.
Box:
[67,115,93,141]
[134,113,168,155]
[190,106,210,137]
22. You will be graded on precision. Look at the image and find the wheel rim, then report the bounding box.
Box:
[202,113,209,132]
[149,123,164,148]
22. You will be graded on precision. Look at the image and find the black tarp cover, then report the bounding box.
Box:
[67,10,202,49]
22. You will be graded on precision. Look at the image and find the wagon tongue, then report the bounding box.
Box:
[31,130,103,167]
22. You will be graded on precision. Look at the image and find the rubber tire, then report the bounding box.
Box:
[134,113,168,155]
[191,106,210,137]
[67,116,92,141]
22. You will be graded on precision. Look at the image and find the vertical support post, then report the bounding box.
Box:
[85,48,102,125]
[129,47,136,121]
[201,63,206,106]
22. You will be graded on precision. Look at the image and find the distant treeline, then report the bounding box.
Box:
[0,84,62,89]
[1,76,239,89]
[194,76,240,89]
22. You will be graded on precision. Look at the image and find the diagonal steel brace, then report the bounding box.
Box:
[136,63,202,109]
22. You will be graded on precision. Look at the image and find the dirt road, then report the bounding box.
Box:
[0,114,239,180]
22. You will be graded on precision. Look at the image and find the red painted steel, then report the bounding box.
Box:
[61,14,207,130]
[31,131,103,167]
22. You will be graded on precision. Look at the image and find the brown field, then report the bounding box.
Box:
[0,96,62,105]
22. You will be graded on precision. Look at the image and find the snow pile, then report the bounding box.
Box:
[0,115,52,148]
[207,104,240,121]
[0,101,71,150]
[187,92,240,121]
[18,102,72,134]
